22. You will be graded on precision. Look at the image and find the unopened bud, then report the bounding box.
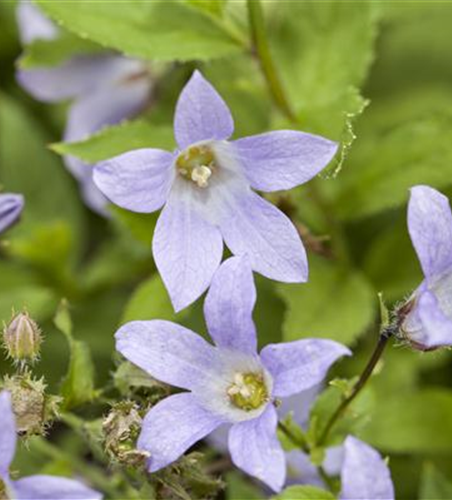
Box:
[103,401,149,468]
[3,312,42,364]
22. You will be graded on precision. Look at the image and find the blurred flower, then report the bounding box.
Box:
[115,256,349,492]
[94,71,337,311]
[400,185,452,350]
[0,391,102,500]
[15,1,153,215]
[340,436,394,500]
[0,194,24,235]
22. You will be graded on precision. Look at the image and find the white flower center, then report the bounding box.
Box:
[176,144,216,188]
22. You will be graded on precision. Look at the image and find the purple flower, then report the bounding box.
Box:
[94,71,338,311]
[400,185,452,350]
[16,3,153,215]
[0,194,24,235]
[16,0,59,44]
[340,436,394,500]
[115,256,350,491]
[0,391,102,500]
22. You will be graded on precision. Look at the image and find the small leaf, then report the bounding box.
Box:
[51,120,175,164]
[54,301,96,409]
[272,485,336,500]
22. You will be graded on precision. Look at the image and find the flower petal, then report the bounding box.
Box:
[115,320,221,391]
[138,393,223,472]
[228,405,285,492]
[408,185,452,279]
[340,436,394,500]
[260,339,351,397]
[16,0,58,44]
[13,475,102,500]
[278,384,321,429]
[204,256,257,355]
[219,189,307,282]
[17,55,146,103]
[93,149,174,214]
[0,194,24,235]
[417,290,452,348]
[233,130,337,192]
[0,392,16,474]
[153,194,223,312]
[174,70,234,150]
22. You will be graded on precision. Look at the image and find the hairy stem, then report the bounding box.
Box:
[318,326,394,446]
[247,0,297,124]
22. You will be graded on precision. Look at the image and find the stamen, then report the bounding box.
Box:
[191,165,212,188]
[227,371,269,412]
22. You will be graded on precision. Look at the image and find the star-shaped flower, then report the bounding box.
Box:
[0,194,24,235]
[0,391,102,500]
[16,1,153,215]
[115,256,350,491]
[94,70,338,310]
[401,185,452,350]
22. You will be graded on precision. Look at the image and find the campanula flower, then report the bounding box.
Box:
[400,185,452,350]
[0,194,24,235]
[0,391,102,500]
[115,256,350,491]
[94,71,338,310]
[16,1,153,215]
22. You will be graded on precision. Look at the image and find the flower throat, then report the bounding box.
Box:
[176,144,217,188]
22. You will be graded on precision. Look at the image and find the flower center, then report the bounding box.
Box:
[176,145,216,188]
[227,372,269,412]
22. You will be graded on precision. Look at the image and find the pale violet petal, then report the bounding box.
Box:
[260,339,351,398]
[138,393,223,472]
[153,194,223,312]
[340,436,394,500]
[0,392,16,474]
[417,290,452,349]
[408,186,452,279]
[278,384,321,429]
[115,320,221,391]
[174,71,234,149]
[204,256,257,355]
[16,1,58,44]
[93,149,174,214]
[17,55,146,103]
[12,475,102,500]
[233,131,337,192]
[228,405,285,492]
[219,188,307,282]
[0,194,24,235]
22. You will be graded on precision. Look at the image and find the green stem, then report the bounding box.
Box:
[247,0,297,124]
[278,421,309,453]
[318,327,393,447]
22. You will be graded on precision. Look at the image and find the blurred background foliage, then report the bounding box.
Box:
[2,1,452,499]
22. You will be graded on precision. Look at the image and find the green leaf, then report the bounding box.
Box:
[272,485,336,500]
[51,120,175,164]
[19,32,103,69]
[54,301,96,409]
[0,92,84,258]
[36,0,243,62]
[419,463,452,500]
[186,0,227,17]
[272,0,380,169]
[361,389,452,454]
[278,256,376,345]
[122,273,183,323]
[333,89,452,221]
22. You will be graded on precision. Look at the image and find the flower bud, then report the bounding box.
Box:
[103,401,149,468]
[3,312,42,364]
